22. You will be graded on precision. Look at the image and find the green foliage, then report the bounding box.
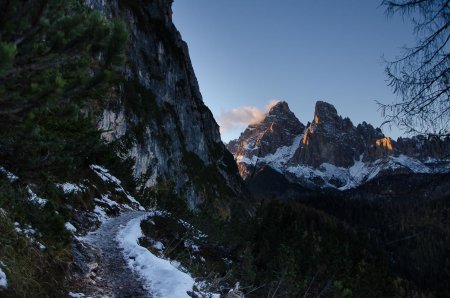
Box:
[334,280,353,298]
[0,42,16,77]
[183,151,206,174]
[0,0,130,182]
[0,213,71,298]
[232,200,406,297]
[143,180,190,217]
[2,105,100,180]
[122,78,160,121]
[0,1,130,296]
[165,182,448,297]
[0,178,71,250]
[298,194,450,297]
[0,0,128,118]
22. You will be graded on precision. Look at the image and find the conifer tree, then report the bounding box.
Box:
[0,0,128,178]
[0,0,127,118]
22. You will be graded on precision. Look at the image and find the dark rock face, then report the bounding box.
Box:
[356,122,385,146]
[88,0,247,211]
[228,99,450,193]
[396,136,450,159]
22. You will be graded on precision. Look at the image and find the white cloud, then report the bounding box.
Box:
[218,100,281,134]
[266,99,280,110]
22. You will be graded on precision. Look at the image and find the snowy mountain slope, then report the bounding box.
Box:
[227,101,450,192]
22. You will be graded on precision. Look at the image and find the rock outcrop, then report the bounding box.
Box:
[228,100,450,193]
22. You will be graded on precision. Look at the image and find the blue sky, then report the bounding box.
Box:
[172,0,416,142]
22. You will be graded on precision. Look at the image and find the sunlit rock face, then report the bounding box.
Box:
[292,101,365,168]
[365,137,396,159]
[227,100,450,193]
[89,0,248,211]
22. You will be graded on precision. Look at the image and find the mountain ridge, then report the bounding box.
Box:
[227,100,450,193]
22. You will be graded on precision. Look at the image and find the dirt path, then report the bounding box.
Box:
[77,211,151,298]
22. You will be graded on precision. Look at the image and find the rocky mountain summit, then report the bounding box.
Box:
[227,101,450,195]
[227,101,304,178]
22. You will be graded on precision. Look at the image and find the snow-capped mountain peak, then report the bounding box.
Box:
[227,100,450,190]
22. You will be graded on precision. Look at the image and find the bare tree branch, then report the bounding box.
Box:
[380,0,450,138]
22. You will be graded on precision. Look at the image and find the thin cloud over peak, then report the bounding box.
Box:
[266,99,280,110]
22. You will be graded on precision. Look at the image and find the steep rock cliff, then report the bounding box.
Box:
[87,0,247,213]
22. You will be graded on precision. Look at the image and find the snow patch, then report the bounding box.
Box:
[65,222,77,233]
[90,164,122,185]
[390,154,430,173]
[116,213,195,297]
[184,240,200,252]
[261,134,302,172]
[27,187,47,207]
[68,292,85,298]
[13,222,45,250]
[14,222,38,238]
[153,241,165,252]
[94,205,109,223]
[90,165,145,211]
[125,193,145,211]
[282,153,436,190]
[57,183,83,194]
[0,166,18,182]
[95,194,119,208]
[0,264,7,289]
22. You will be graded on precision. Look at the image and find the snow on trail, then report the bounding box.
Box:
[79,211,149,298]
[117,213,195,298]
[78,210,197,298]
